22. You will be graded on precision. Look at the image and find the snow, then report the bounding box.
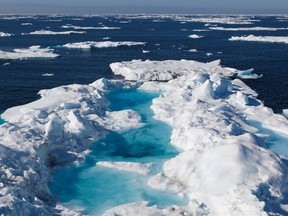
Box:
[0,46,59,59]
[62,41,146,49]
[22,30,86,35]
[96,161,152,175]
[229,35,288,44]
[62,24,121,30]
[188,34,203,39]
[210,26,288,31]
[0,32,13,37]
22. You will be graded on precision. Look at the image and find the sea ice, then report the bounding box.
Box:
[22,30,86,35]
[62,24,121,30]
[188,34,203,39]
[0,32,13,37]
[229,35,288,44]
[62,41,146,49]
[0,45,59,59]
[210,26,288,31]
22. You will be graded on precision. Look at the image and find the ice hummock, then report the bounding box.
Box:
[1,59,288,215]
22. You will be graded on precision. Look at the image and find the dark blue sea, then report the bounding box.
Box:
[0,14,288,113]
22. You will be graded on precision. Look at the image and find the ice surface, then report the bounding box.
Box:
[210,26,288,31]
[62,24,121,30]
[229,35,288,44]
[62,41,146,49]
[0,32,13,37]
[42,73,54,77]
[188,48,198,52]
[174,15,258,24]
[21,23,33,25]
[22,30,86,35]
[0,45,59,59]
[283,109,288,118]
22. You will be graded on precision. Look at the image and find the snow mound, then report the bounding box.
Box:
[229,35,288,44]
[62,41,146,49]
[22,30,86,35]
[0,46,59,59]
[110,59,258,82]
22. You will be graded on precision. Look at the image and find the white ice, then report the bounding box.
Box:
[0,45,59,59]
[229,35,288,44]
[62,24,121,30]
[188,34,203,39]
[22,30,86,35]
[62,41,146,49]
[0,32,13,37]
[210,26,288,31]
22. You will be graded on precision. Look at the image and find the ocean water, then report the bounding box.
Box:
[49,88,186,215]
[0,15,288,113]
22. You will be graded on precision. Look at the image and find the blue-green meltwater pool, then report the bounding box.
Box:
[49,88,187,215]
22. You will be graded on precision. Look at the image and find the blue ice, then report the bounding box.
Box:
[50,88,187,215]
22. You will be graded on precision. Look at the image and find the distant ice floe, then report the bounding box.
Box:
[174,15,259,24]
[229,35,288,44]
[62,24,121,30]
[188,34,203,39]
[0,32,14,37]
[110,59,260,81]
[0,46,59,59]
[188,48,198,52]
[96,161,152,175]
[21,23,33,26]
[62,41,146,49]
[22,30,86,35]
[42,73,54,77]
[210,26,288,31]
[1,59,288,215]
[142,50,150,53]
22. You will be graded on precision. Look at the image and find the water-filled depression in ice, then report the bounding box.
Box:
[49,88,187,215]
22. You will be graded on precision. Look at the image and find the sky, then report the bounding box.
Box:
[0,0,288,14]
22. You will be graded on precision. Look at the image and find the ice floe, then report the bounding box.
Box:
[188,34,203,39]
[229,35,288,44]
[110,59,259,81]
[62,24,121,30]
[0,32,13,37]
[62,41,146,49]
[174,15,258,24]
[210,26,288,31]
[0,46,59,59]
[22,30,86,35]
[1,57,288,215]
[42,73,54,77]
[188,48,198,52]
[21,23,33,26]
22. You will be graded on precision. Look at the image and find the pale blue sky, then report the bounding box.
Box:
[0,0,288,14]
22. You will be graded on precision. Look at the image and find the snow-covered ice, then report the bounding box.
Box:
[62,41,146,49]
[1,58,288,215]
[229,35,288,44]
[42,73,54,77]
[0,45,59,59]
[188,34,203,39]
[62,24,121,30]
[210,26,288,31]
[188,48,198,52]
[22,30,86,35]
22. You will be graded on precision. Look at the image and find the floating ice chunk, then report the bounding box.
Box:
[96,161,152,175]
[142,50,150,53]
[283,109,288,118]
[2,62,10,66]
[188,48,198,52]
[42,73,54,77]
[62,24,121,30]
[0,46,59,59]
[229,35,288,44]
[175,16,258,24]
[206,52,213,56]
[21,23,33,25]
[210,26,288,31]
[62,41,146,49]
[188,34,203,39]
[22,30,86,35]
[237,68,262,79]
[0,32,13,37]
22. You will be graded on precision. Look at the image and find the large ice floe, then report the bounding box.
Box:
[210,26,288,31]
[229,35,288,44]
[0,45,59,59]
[22,30,86,35]
[1,59,288,215]
[62,41,146,49]
[61,24,121,30]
